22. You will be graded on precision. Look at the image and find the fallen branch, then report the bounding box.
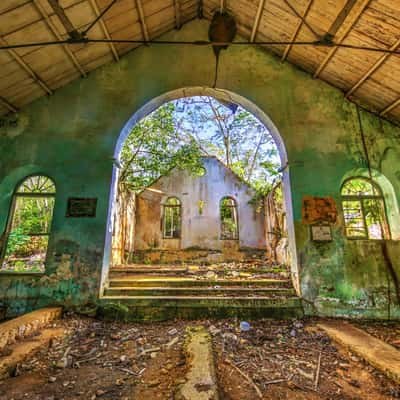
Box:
[314,351,322,391]
[224,359,262,398]
[265,378,286,385]
[117,367,138,376]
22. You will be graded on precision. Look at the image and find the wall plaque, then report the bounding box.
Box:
[310,224,332,242]
[302,196,337,225]
[66,197,97,217]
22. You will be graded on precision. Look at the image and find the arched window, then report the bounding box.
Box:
[163,197,181,239]
[2,175,56,272]
[341,177,390,240]
[220,197,239,240]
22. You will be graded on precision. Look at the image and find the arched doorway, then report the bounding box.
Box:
[100,87,298,296]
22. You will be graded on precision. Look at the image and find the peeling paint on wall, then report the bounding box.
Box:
[0,20,399,318]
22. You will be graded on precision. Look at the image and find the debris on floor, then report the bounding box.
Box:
[0,315,399,399]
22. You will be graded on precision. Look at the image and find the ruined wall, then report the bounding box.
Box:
[134,157,266,252]
[0,20,400,318]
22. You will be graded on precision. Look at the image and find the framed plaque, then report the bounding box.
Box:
[310,224,332,242]
[66,197,97,217]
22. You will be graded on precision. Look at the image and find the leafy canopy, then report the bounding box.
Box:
[119,96,281,194]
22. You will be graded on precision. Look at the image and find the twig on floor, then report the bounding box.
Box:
[314,350,322,391]
[224,359,262,398]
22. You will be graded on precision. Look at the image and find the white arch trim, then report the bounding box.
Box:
[100,87,299,295]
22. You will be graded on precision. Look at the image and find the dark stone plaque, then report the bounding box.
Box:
[66,197,97,217]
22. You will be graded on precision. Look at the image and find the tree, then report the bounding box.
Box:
[119,102,204,192]
[119,96,281,196]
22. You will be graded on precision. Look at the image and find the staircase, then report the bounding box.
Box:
[100,264,303,321]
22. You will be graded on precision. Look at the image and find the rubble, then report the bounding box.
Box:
[0,315,399,399]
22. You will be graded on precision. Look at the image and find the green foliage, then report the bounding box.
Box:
[3,194,53,272]
[119,102,203,192]
[119,96,282,195]
[5,227,30,257]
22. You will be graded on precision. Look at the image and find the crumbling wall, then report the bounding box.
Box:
[111,187,135,266]
[265,183,289,266]
[0,20,399,318]
[134,157,267,252]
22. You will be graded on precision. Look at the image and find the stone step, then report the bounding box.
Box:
[0,307,62,353]
[111,265,288,275]
[111,266,188,274]
[104,286,296,297]
[108,277,291,288]
[98,296,303,321]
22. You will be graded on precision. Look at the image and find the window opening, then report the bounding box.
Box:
[1,175,56,272]
[220,196,238,239]
[341,177,389,240]
[163,197,181,239]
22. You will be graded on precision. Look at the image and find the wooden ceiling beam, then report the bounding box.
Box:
[33,0,87,77]
[135,0,149,42]
[174,0,182,29]
[281,0,314,62]
[250,0,266,43]
[89,0,119,61]
[47,0,81,40]
[0,96,18,113]
[313,0,371,79]
[380,98,400,117]
[0,37,53,95]
[197,0,203,18]
[326,0,357,39]
[346,37,400,99]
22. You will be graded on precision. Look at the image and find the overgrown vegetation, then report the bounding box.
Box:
[119,96,281,196]
[2,176,55,272]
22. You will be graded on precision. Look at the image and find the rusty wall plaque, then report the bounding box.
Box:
[66,197,97,217]
[310,224,333,242]
[302,196,337,225]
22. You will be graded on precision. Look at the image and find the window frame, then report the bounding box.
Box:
[341,177,391,240]
[1,174,56,272]
[162,196,182,239]
[219,196,239,240]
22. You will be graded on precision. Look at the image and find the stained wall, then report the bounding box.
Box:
[0,20,400,318]
[134,157,266,251]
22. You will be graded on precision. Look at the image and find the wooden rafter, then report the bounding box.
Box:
[32,0,87,77]
[313,0,371,79]
[281,0,314,62]
[325,0,357,39]
[380,98,400,117]
[47,0,81,40]
[89,0,119,61]
[135,0,149,42]
[0,96,18,113]
[250,0,266,43]
[174,0,181,30]
[346,37,400,98]
[0,37,53,95]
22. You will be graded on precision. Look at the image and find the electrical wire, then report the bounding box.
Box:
[1,38,400,54]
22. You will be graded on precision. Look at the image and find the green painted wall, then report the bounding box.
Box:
[0,20,399,319]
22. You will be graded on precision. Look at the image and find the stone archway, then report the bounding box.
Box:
[100,87,299,295]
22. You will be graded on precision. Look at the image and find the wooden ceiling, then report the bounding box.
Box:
[0,0,399,123]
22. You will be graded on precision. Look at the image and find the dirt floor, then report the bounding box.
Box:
[0,315,399,400]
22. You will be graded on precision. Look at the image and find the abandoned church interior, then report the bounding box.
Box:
[0,0,400,398]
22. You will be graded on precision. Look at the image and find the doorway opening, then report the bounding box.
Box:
[101,88,298,297]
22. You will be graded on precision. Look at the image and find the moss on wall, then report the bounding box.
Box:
[1,20,400,319]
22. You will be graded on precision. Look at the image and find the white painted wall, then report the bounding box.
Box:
[135,157,267,250]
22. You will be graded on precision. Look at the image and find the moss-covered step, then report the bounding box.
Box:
[97,297,303,321]
[108,277,291,288]
[103,286,296,297]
